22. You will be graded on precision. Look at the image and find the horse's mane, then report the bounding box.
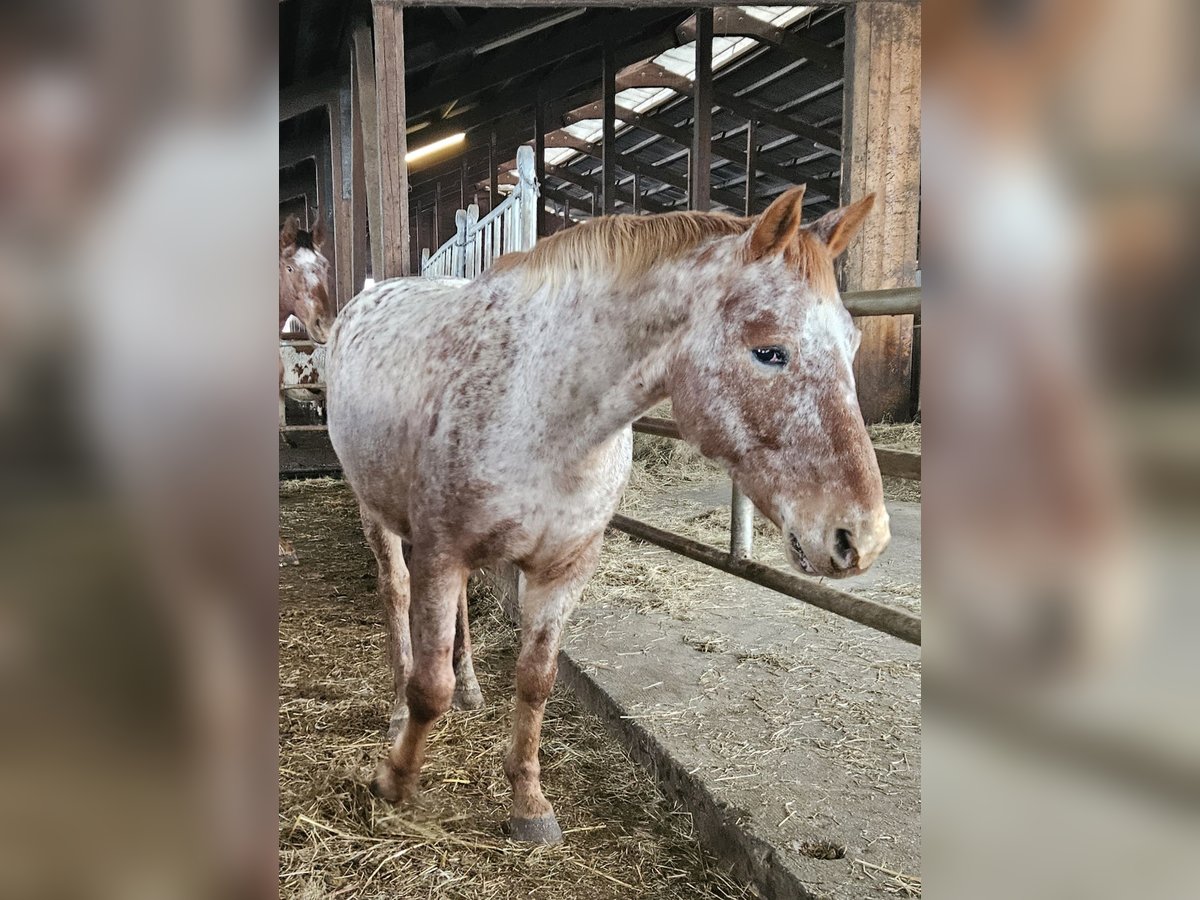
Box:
[489,210,752,287]
[487,207,840,296]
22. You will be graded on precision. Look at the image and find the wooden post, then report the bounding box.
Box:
[452,209,467,278]
[433,182,442,247]
[372,1,411,278]
[533,99,546,237]
[349,69,369,294]
[730,113,759,558]
[562,198,570,229]
[352,22,384,281]
[690,8,714,213]
[601,40,617,215]
[463,203,479,277]
[841,0,921,423]
[331,79,355,308]
[744,118,757,217]
[489,130,499,211]
[515,145,539,250]
[316,145,337,300]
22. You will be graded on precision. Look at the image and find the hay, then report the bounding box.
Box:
[280,479,757,900]
[866,421,921,453]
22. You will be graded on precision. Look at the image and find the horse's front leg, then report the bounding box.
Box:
[370,552,465,804]
[361,510,412,741]
[504,537,602,844]
[451,582,484,710]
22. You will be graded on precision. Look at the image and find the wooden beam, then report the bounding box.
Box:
[534,99,546,237]
[315,144,336,300]
[601,41,617,215]
[690,9,713,213]
[489,130,499,209]
[406,9,588,73]
[841,0,920,423]
[744,118,757,217]
[406,8,685,119]
[714,89,841,153]
[677,7,842,75]
[564,99,839,200]
[351,69,369,291]
[351,22,384,279]
[545,164,671,214]
[332,74,354,309]
[409,24,683,145]
[372,0,410,277]
[279,72,340,122]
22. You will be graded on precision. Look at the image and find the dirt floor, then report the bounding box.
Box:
[280,479,757,900]
[279,419,922,899]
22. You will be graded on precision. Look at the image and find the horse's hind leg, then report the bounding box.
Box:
[504,536,602,844]
[371,552,465,804]
[360,509,412,740]
[451,582,483,710]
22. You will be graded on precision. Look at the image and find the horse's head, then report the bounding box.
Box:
[279,214,334,343]
[670,186,888,579]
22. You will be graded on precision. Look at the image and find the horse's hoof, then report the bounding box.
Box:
[504,814,563,845]
[452,682,484,711]
[369,763,416,805]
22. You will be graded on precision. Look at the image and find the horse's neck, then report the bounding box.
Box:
[519,258,710,452]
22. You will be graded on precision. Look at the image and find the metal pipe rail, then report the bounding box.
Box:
[632,417,921,482]
[841,287,921,318]
[610,514,921,645]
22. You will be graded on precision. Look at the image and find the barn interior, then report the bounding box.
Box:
[279,2,920,423]
[278,5,922,899]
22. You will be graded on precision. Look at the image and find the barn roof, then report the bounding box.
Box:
[280,3,846,233]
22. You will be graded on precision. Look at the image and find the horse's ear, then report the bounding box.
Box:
[311,215,327,251]
[748,185,807,260]
[809,193,875,257]
[280,215,299,249]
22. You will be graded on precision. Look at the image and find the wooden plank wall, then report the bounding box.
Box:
[841,0,921,423]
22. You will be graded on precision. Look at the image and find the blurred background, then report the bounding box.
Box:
[922,0,1199,897]
[0,0,1195,898]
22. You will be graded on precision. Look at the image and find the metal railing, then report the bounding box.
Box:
[421,144,539,278]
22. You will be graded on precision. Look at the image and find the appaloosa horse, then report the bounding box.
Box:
[279,214,333,341]
[326,186,888,843]
[279,214,334,566]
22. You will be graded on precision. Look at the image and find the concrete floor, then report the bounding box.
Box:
[554,481,922,899]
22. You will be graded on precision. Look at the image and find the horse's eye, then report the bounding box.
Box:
[752,346,789,367]
[286,266,294,272]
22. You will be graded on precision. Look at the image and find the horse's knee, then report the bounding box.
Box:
[515,627,559,705]
[406,662,455,722]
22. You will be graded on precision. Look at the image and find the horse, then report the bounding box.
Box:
[326,185,888,843]
[279,214,334,566]
[279,214,333,341]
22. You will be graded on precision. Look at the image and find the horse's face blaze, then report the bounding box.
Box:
[671,189,890,579]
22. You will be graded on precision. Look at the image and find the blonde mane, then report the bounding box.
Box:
[489,210,752,287]
[487,207,840,297]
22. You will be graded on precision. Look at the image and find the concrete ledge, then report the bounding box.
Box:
[477,555,920,900]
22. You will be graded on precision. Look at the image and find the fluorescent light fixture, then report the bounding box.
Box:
[406,132,465,164]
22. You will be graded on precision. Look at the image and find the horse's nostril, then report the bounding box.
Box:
[833,528,858,570]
